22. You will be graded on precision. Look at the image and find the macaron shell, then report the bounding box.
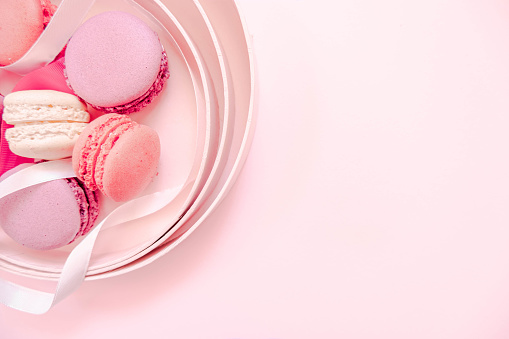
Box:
[65,178,100,241]
[79,182,100,236]
[65,178,90,242]
[100,125,160,202]
[91,50,170,114]
[72,113,131,189]
[3,105,90,125]
[0,0,44,65]
[65,11,163,108]
[5,122,88,160]
[3,90,89,126]
[93,121,136,189]
[3,90,89,124]
[0,179,82,250]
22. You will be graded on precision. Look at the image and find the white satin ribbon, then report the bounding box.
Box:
[0,160,75,197]
[0,160,183,314]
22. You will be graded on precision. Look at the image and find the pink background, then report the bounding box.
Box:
[3,0,509,337]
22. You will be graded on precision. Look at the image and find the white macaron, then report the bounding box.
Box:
[3,90,90,160]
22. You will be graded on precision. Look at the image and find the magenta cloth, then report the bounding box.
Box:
[12,57,72,93]
[0,57,72,176]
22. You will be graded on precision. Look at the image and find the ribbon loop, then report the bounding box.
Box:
[0,160,184,314]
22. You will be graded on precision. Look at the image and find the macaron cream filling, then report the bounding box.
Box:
[6,122,88,141]
[3,104,90,124]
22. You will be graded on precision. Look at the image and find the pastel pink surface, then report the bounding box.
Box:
[65,11,164,108]
[7,0,509,338]
[0,0,44,66]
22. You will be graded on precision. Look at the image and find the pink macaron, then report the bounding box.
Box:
[72,113,160,202]
[64,11,170,114]
[0,166,100,251]
[0,0,57,66]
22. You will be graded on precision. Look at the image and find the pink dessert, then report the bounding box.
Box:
[72,113,160,202]
[0,166,100,250]
[64,11,170,114]
[0,0,57,66]
[0,58,74,177]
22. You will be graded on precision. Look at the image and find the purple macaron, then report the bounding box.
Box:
[0,167,100,250]
[64,11,170,114]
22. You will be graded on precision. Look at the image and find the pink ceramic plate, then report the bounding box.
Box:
[0,0,218,277]
[0,0,255,281]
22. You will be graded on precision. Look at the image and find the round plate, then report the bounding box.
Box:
[0,0,256,281]
[0,0,219,277]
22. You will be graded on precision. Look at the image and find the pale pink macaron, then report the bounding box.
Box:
[0,165,100,251]
[0,0,57,66]
[65,11,170,114]
[72,113,160,202]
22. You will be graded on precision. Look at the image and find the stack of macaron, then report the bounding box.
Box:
[0,10,169,250]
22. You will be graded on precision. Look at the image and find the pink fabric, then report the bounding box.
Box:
[0,57,71,176]
[12,57,72,93]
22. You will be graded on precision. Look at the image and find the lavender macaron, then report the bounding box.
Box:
[0,166,100,250]
[64,11,170,114]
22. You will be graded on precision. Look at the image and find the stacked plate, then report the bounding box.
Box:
[0,0,255,301]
